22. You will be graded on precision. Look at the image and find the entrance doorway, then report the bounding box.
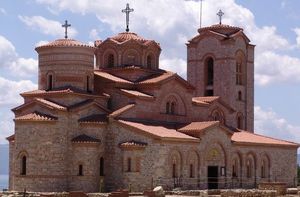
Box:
[207,166,218,189]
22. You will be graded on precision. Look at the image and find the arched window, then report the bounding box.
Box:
[47,74,53,90]
[170,102,176,114]
[211,110,225,124]
[147,55,152,69]
[172,163,176,178]
[189,164,194,178]
[232,159,237,177]
[127,158,132,172]
[238,91,242,101]
[21,156,26,175]
[246,160,251,178]
[205,58,214,85]
[100,157,104,176]
[261,162,265,178]
[166,102,170,114]
[78,164,83,176]
[86,75,90,92]
[108,54,114,68]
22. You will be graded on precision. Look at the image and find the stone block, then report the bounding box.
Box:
[69,191,88,197]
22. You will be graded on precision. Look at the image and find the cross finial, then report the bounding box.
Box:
[217,9,224,25]
[122,3,134,32]
[62,20,71,39]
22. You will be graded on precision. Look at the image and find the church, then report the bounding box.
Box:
[6,4,299,193]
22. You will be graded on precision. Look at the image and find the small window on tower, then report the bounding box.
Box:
[205,89,214,96]
[238,91,242,101]
[205,58,214,85]
[78,164,83,176]
[86,75,90,92]
[21,155,27,175]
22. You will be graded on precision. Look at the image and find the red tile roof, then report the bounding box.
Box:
[109,104,136,118]
[78,114,108,124]
[232,130,299,147]
[111,32,148,43]
[6,134,15,142]
[178,121,219,132]
[192,96,219,105]
[35,39,94,50]
[118,120,198,142]
[35,98,67,111]
[21,87,108,98]
[15,111,58,121]
[120,89,154,99]
[137,71,175,85]
[72,134,101,143]
[94,71,133,84]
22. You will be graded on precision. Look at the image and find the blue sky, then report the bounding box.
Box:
[0,0,300,144]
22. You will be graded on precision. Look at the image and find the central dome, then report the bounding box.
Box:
[110,32,149,43]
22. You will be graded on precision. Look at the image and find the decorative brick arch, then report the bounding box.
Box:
[235,50,246,86]
[103,49,118,68]
[161,93,186,115]
[122,49,140,66]
[260,153,271,179]
[204,141,227,167]
[209,108,225,124]
[231,151,243,178]
[168,149,183,178]
[186,149,200,178]
[145,51,156,69]
[245,151,257,179]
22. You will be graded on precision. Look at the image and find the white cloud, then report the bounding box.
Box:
[294,28,300,47]
[254,106,300,144]
[19,15,77,38]
[0,77,37,143]
[35,40,49,47]
[255,51,300,86]
[0,8,6,15]
[0,35,38,79]
[34,0,300,86]
[160,57,186,78]
[89,29,101,40]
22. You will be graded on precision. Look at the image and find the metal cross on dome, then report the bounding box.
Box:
[62,20,71,39]
[122,3,134,32]
[217,9,224,25]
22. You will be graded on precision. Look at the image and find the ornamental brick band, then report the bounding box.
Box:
[258,182,287,195]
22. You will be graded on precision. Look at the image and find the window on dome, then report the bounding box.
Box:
[127,157,132,172]
[147,55,152,69]
[86,75,90,92]
[238,91,242,101]
[237,114,243,129]
[108,54,114,68]
[47,74,53,90]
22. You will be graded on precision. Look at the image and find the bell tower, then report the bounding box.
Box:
[187,12,255,131]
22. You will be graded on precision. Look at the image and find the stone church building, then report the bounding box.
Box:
[6,8,299,193]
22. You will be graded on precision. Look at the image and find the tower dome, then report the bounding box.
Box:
[35,38,96,92]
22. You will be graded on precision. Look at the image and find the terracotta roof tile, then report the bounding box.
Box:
[119,140,148,149]
[94,71,133,84]
[78,114,108,124]
[231,130,299,147]
[192,96,219,105]
[21,87,107,98]
[72,134,100,143]
[178,121,219,132]
[109,104,135,118]
[137,71,174,85]
[15,111,58,121]
[35,39,94,50]
[111,32,148,43]
[118,120,198,141]
[120,89,154,99]
[6,134,15,142]
[35,98,67,110]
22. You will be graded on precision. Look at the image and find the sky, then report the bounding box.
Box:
[0,0,300,145]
